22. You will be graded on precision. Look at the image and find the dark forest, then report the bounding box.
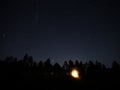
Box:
[0,54,120,89]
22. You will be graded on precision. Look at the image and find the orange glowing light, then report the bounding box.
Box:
[70,69,80,79]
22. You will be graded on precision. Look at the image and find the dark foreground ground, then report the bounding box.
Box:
[1,74,120,89]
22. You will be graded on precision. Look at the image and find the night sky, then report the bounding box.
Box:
[0,0,120,67]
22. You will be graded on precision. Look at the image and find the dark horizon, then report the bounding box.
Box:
[0,54,120,89]
[0,54,119,68]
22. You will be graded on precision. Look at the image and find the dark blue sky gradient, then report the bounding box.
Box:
[0,0,120,67]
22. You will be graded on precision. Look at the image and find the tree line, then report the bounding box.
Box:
[0,54,120,89]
